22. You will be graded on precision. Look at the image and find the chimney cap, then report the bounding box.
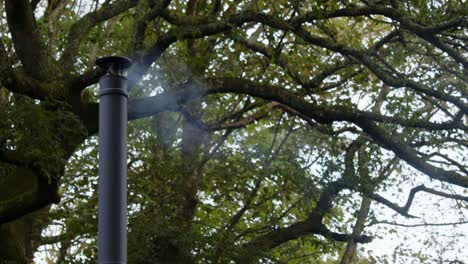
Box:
[96,56,132,76]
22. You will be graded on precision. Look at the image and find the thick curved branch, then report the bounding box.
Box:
[0,149,62,224]
[0,168,60,224]
[417,34,468,68]
[423,152,468,175]
[225,79,467,187]
[356,119,467,188]
[1,38,56,99]
[125,77,468,188]
[0,186,58,224]
[1,69,58,99]
[129,78,464,130]
[5,0,50,80]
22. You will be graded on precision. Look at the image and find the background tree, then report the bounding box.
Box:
[0,0,467,263]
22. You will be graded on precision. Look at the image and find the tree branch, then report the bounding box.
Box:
[369,219,468,228]
[0,169,60,224]
[370,184,468,218]
[132,0,172,51]
[234,177,370,261]
[1,69,58,100]
[5,0,50,80]
[370,193,417,218]
[234,141,365,260]
[0,149,28,167]
[124,77,468,188]
[340,196,372,264]
[60,0,139,72]
[355,119,467,188]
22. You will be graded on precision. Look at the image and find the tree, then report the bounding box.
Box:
[0,0,467,263]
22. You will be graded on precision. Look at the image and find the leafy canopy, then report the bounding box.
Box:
[0,0,467,263]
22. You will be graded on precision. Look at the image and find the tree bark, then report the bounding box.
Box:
[0,211,56,263]
[339,197,372,264]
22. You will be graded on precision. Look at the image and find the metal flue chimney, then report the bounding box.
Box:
[96,56,132,264]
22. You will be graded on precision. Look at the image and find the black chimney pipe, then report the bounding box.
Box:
[96,56,132,264]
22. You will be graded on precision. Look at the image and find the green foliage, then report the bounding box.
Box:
[0,0,466,263]
[0,92,85,178]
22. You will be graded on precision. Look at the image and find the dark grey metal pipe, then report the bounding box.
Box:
[97,56,132,264]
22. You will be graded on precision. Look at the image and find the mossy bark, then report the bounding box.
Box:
[0,167,50,263]
[0,212,47,263]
